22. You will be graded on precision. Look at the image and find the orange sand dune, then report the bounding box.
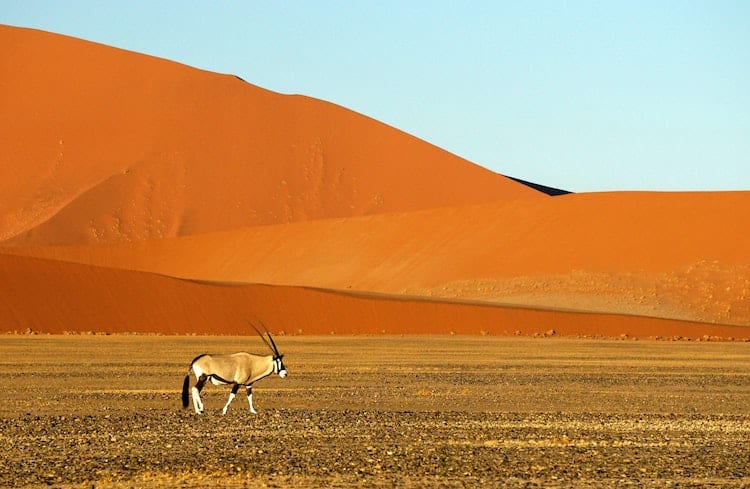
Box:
[1,253,746,339]
[8,191,750,326]
[3,25,748,338]
[0,25,540,247]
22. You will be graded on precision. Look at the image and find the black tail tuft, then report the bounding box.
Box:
[182,374,191,408]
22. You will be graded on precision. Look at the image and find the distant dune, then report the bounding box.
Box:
[1,25,748,338]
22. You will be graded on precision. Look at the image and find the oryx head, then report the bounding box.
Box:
[250,320,288,378]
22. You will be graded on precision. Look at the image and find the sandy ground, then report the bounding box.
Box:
[1,335,748,488]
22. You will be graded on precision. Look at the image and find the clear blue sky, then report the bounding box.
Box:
[3,1,748,192]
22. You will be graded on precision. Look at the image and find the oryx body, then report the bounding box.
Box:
[182,325,287,414]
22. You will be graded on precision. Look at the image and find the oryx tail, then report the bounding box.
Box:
[181,374,191,408]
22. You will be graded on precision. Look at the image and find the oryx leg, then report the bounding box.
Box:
[192,375,207,414]
[222,384,240,415]
[246,385,257,414]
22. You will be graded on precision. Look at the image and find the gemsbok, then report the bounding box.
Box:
[181,323,287,414]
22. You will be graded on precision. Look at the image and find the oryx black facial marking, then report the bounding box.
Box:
[181,320,288,415]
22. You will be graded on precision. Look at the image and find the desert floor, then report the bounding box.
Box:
[1,335,748,488]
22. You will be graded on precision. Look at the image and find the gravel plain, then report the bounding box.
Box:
[0,335,748,488]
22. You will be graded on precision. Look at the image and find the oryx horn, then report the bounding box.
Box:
[264,326,282,357]
[247,319,281,357]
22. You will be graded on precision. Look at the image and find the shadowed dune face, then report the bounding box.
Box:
[0,25,540,247]
[1,25,748,337]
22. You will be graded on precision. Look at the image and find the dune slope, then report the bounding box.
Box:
[8,191,750,326]
[0,25,540,247]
